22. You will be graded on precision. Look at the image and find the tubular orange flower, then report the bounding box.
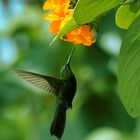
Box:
[64,25,96,46]
[50,20,62,34]
[43,0,73,34]
[43,0,96,46]
[43,0,69,11]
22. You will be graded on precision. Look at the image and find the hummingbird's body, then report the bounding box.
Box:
[15,48,77,139]
[51,74,76,139]
[58,78,76,108]
[59,63,77,108]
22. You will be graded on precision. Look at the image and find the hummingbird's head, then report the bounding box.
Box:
[61,48,75,79]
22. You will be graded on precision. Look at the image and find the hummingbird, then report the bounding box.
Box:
[15,48,77,139]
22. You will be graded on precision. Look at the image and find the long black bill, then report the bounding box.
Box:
[66,48,76,65]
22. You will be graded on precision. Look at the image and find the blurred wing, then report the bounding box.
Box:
[15,70,62,95]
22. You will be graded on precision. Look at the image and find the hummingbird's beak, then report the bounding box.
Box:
[66,48,76,65]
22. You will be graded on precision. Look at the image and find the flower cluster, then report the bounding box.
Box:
[43,0,72,34]
[43,0,96,46]
[65,25,96,46]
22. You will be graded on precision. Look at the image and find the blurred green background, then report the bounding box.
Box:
[0,0,140,140]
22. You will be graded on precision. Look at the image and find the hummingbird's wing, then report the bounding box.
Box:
[15,70,62,95]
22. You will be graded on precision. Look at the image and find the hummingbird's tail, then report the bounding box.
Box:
[50,104,67,139]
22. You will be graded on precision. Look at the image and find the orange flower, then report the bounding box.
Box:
[64,25,96,46]
[49,20,61,34]
[43,0,73,34]
[43,0,96,46]
[43,0,69,11]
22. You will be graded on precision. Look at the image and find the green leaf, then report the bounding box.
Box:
[73,0,121,24]
[118,16,140,118]
[115,1,140,29]
[51,0,122,44]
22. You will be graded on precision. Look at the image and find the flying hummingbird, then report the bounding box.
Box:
[15,48,77,139]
